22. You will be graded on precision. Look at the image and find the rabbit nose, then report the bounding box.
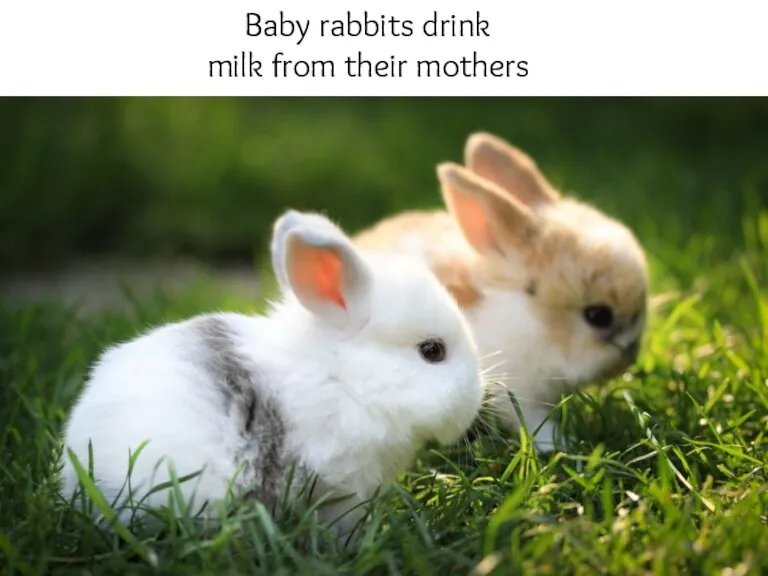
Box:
[623,339,640,361]
[611,311,643,336]
[600,322,627,342]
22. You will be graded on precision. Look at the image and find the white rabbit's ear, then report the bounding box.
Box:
[464,132,560,207]
[438,162,541,255]
[271,210,347,292]
[273,213,373,332]
[271,210,304,290]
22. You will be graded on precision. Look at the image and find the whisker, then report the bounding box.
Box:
[473,414,500,452]
[463,433,477,467]
[480,358,506,371]
[484,374,569,382]
[481,393,558,408]
[478,350,504,362]
[479,364,510,381]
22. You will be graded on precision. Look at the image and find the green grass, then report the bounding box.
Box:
[2,212,768,575]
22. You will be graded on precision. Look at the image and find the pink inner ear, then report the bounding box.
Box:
[449,189,495,252]
[291,244,347,309]
[473,156,549,208]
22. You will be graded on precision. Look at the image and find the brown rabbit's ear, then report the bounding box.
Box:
[464,132,561,207]
[438,162,541,255]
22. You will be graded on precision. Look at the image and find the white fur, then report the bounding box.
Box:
[60,213,483,534]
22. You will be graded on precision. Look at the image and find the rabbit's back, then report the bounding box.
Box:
[60,313,288,515]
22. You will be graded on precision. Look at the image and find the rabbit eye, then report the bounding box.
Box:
[583,305,614,329]
[418,338,446,363]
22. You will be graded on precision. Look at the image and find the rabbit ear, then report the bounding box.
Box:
[271,210,305,291]
[271,210,347,291]
[464,132,560,207]
[271,211,372,332]
[438,163,541,255]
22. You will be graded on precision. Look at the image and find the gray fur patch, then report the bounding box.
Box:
[195,315,288,509]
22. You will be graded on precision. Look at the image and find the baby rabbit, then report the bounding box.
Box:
[60,210,483,535]
[355,132,649,451]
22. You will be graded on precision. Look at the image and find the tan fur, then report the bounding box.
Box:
[355,210,484,309]
[465,132,561,207]
[432,258,483,309]
[354,210,449,251]
[522,200,648,355]
[437,163,542,253]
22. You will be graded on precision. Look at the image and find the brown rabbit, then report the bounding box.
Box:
[354,132,649,451]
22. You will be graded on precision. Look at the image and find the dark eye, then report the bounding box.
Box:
[418,338,446,363]
[583,305,614,329]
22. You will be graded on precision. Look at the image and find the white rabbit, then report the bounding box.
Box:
[355,132,649,452]
[60,209,483,535]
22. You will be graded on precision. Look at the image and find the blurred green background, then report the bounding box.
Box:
[1,98,766,273]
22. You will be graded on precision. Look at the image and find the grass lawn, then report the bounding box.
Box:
[3,235,768,576]
[2,111,768,572]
